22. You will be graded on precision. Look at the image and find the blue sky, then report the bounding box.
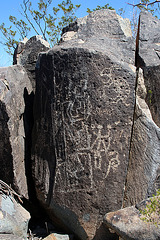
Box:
[0,0,139,66]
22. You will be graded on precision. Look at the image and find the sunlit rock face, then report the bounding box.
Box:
[31,9,136,240]
[0,36,50,202]
[0,192,30,239]
[2,8,160,240]
[13,35,50,91]
[104,197,160,240]
[0,65,33,198]
[136,11,160,68]
[124,11,160,208]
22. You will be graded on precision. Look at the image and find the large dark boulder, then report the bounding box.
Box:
[124,11,160,207]
[0,65,33,198]
[0,36,50,200]
[136,11,160,68]
[13,35,50,90]
[31,9,136,239]
[123,68,160,206]
[2,8,160,240]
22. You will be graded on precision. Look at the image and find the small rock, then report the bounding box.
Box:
[104,199,160,240]
[43,233,73,240]
[0,193,30,239]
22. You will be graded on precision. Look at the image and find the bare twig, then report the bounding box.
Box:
[45,222,49,234]
[21,0,39,36]
[127,0,160,7]
[0,179,23,203]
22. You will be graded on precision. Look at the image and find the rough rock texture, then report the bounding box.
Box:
[13,37,28,65]
[137,11,160,68]
[43,233,73,240]
[143,66,160,129]
[13,35,50,90]
[123,11,160,207]
[123,68,160,206]
[60,9,134,64]
[0,66,33,198]
[0,193,30,239]
[32,10,136,240]
[2,8,160,240]
[104,198,160,240]
[0,234,23,239]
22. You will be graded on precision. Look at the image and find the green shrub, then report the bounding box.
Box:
[140,190,160,226]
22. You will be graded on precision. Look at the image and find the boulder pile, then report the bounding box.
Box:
[0,9,160,240]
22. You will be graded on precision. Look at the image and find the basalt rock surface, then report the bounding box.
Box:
[123,67,160,207]
[104,197,160,240]
[0,193,30,239]
[136,11,160,68]
[13,35,50,90]
[0,35,50,202]
[1,8,160,240]
[0,65,33,198]
[123,11,160,207]
[31,9,136,240]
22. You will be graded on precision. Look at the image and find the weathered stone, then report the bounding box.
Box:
[13,37,28,65]
[123,12,160,207]
[0,193,30,239]
[32,10,135,240]
[137,10,160,67]
[143,66,160,128]
[0,234,22,239]
[3,7,160,240]
[123,68,160,206]
[13,35,50,90]
[104,198,160,240]
[0,65,33,198]
[136,11,160,127]
[43,233,73,240]
[60,9,134,65]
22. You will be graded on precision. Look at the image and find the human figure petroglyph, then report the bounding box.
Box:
[54,62,131,190]
[65,87,91,123]
[60,120,121,187]
[90,124,111,169]
[90,124,120,175]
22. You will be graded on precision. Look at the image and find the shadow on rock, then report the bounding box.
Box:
[0,100,14,185]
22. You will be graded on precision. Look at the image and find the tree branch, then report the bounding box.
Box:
[127,0,160,7]
[21,0,39,36]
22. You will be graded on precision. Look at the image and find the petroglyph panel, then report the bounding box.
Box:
[32,10,136,239]
[32,48,135,240]
[51,49,135,194]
